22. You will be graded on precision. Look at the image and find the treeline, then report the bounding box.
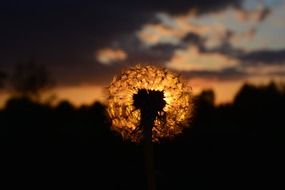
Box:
[1,81,284,146]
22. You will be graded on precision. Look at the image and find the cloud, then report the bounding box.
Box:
[202,47,285,79]
[239,48,285,78]
[136,6,284,81]
[244,64,285,76]
[152,0,243,15]
[137,23,185,46]
[166,46,239,71]
[226,2,284,51]
[96,48,127,65]
[239,49,285,64]
[136,4,265,51]
[181,32,205,46]
[235,5,271,22]
[228,28,256,46]
[0,0,245,86]
[137,12,228,48]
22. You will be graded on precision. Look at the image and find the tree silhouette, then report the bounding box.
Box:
[0,70,6,89]
[9,60,55,100]
[197,89,215,106]
[233,82,284,110]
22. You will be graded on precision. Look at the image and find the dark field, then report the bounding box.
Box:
[1,83,284,189]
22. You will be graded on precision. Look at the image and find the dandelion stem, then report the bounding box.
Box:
[143,125,156,190]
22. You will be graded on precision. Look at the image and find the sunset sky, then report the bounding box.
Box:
[1,0,285,107]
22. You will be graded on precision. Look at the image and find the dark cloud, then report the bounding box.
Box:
[270,70,285,76]
[181,32,206,48]
[199,34,285,65]
[0,0,243,68]
[179,67,248,81]
[53,62,124,86]
[206,42,245,58]
[0,0,243,48]
[141,0,242,15]
[125,40,177,66]
[239,49,285,64]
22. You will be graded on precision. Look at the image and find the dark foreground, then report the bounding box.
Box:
[1,83,284,189]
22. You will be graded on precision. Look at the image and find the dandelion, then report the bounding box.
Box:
[107,65,193,143]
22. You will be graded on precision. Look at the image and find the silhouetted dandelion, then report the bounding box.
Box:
[107,65,193,143]
[107,65,193,190]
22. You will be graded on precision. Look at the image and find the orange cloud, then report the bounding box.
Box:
[96,48,127,64]
[137,24,184,46]
[167,46,238,71]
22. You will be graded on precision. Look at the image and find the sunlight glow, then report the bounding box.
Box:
[107,65,193,142]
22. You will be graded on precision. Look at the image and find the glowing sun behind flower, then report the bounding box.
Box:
[107,65,193,142]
